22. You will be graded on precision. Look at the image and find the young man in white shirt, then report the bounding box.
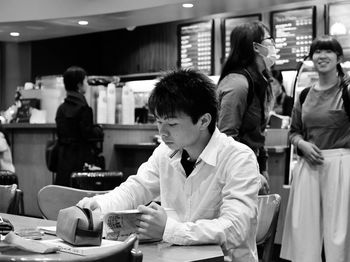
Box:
[78,69,260,262]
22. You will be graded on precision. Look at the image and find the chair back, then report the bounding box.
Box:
[256,194,281,262]
[37,185,109,220]
[0,184,16,213]
[79,233,143,262]
[0,171,24,215]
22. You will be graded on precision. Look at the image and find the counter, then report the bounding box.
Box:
[3,123,158,217]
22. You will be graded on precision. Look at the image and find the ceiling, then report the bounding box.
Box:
[0,0,314,42]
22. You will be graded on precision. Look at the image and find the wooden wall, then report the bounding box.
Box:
[31,21,178,78]
[0,42,31,110]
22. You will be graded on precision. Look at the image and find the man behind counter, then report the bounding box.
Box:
[78,69,260,262]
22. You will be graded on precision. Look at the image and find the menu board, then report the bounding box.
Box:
[223,15,261,59]
[328,2,350,58]
[178,20,213,75]
[271,7,315,70]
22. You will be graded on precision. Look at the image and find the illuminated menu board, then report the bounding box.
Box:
[328,2,350,58]
[272,7,315,70]
[178,20,213,75]
[223,15,261,59]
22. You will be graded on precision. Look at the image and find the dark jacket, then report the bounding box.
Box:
[55,91,104,186]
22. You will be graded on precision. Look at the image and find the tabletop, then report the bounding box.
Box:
[0,213,224,262]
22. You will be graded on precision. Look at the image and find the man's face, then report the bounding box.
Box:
[156,112,202,151]
[78,76,88,95]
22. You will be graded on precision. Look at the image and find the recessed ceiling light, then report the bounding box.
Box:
[126,26,136,31]
[182,3,194,8]
[78,20,89,26]
[10,32,20,37]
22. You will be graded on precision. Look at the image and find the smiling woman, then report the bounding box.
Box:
[281,35,350,262]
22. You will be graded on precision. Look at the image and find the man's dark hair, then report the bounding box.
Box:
[148,69,218,134]
[63,66,87,91]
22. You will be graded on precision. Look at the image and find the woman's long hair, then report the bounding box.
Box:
[219,21,269,83]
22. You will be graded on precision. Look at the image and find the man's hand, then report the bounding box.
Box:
[136,202,167,240]
[76,197,102,212]
[298,140,324,166]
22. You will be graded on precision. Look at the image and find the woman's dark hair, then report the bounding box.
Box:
[308,35,345,77]
[148,69,218,134]
[219,21,270,83]
[271,68,286,93]
[63,66,87,91]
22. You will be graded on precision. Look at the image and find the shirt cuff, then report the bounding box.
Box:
[163,217,183,244]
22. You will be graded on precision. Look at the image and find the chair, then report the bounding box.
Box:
[0,233,143,262]
[0,184,16,213]
[256,194,281,262]
[75,233,143,262]
[37,185,110,220]
[71,171,124,191]
[0,184,23,215]
[0,170,24,215]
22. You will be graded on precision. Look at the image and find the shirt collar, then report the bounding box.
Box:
[168,127,221,167]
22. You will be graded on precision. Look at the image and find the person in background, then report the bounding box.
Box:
[55,66,104,186]
[217,21,277,194]
[78,69,260,262]
[270,68,294,116]
[280,35,350,262]
[0,122,15,172]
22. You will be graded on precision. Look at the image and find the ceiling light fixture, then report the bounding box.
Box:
[78,20,89,26]
[182,3,194,8]
[10,32,20,37]
[126,26,136,31]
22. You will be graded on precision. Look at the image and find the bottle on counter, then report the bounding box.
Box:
[97,86,107,124]
[106,83,116,124]
[121,84,135,124]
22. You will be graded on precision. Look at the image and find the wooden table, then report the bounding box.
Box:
[0,213,224,262]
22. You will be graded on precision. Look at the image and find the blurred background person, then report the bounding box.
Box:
[0,122,15,172]
[55,66,104,186]
[281,35,350,262]
[270,68,294,117]
[217,21,277,194]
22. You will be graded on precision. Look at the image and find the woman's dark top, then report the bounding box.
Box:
[217,67,272,172]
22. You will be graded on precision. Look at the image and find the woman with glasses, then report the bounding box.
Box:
[217,21,277,194]
[281,35,350,262]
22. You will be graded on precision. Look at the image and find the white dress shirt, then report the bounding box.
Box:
[94,128,260,262]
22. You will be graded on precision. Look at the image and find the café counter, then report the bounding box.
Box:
[3,123,158,217]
